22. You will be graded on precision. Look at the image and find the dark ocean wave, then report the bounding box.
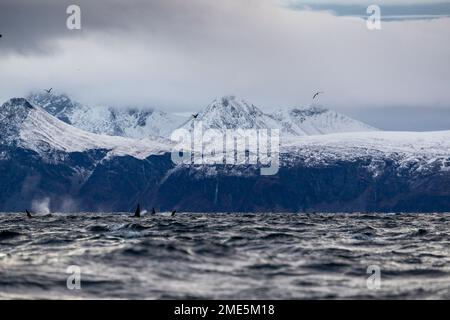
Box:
[0,230,22,240]
[0,212,449,299]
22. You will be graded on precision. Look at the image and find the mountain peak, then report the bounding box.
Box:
[28,92,187,139]
[27,92,72,106]
[0,98,35,121]
[204,96,265,118]
[180,95,274,132]
[0,98,36,143]
[209,95,247,108]
[219,95,237,105]
[0,96,172,159]
[180,96,378,136]
[27,92,78,122]
[2,97,34,111]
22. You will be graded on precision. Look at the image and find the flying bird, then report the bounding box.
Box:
[313,91,324,100]
[44,88,53,94]
[192,114,199,119]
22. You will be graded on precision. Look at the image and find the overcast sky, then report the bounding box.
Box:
[0,0,449,130]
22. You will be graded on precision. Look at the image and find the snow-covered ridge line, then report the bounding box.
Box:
[284,130,450,155]
[180,95,379,137]
[2,97,449,173]
[1,98,172,159]
[29,93,379,139]
[280,130,450,176]
[27,92,187,139]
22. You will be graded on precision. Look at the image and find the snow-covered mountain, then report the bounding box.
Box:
[2,97,446,173]
[0,98,171,159]
[180,95,281,132]
[1,97,449,212]
[28,93,377,140]
[271,105,378,136]
[180,95,378,137]
[27,92,187,139]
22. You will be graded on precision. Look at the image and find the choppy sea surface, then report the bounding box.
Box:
[0,213,449,299]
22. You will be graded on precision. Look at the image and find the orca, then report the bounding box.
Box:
[171,210,177,217]
[25,210,33,219]
[134,204,141,218]
[152,208,156,215]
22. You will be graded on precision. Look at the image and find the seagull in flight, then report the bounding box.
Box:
[313,91,324,100]
[192,113,199,119]
[44,88,53,94]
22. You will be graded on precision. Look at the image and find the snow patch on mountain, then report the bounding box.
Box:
[27,92,187,139]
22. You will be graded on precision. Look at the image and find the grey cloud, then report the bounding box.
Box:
[0,0,449,132]
[0,0,73,54]
[0,0,265,54]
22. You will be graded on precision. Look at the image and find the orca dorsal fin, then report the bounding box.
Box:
[152,208,156,214]
[171,210,176,217]
[26,210,33,219]
[134,204,141,218]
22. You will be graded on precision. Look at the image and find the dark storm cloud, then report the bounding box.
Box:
[0,0,450,132]
[3,0,449,54]
[0,0,152,53]
[0,0,257,55]
[0,0,71,54]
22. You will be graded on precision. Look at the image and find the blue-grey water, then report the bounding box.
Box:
[0,213,449,299]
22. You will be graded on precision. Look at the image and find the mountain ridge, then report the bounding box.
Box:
[1,96,449,213]
[28,93,379,139]
[1,98,171,159]
[27,92,187,139]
